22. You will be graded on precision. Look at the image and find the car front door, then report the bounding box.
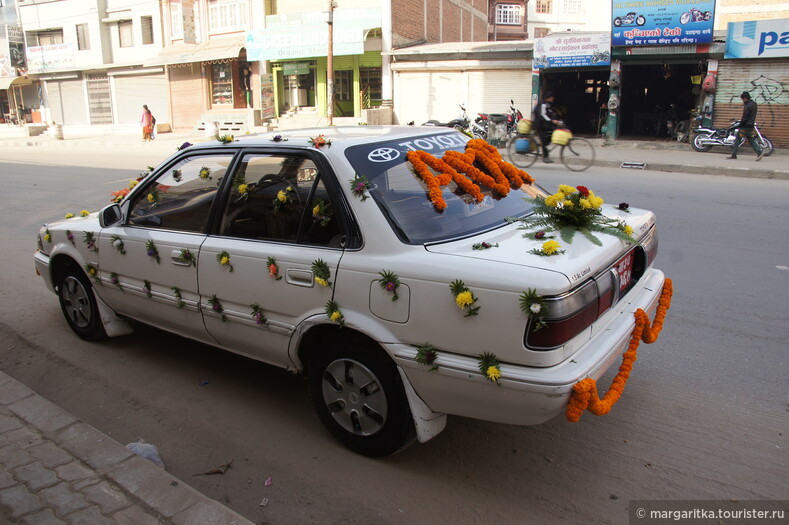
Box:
[97,151,238,340]
[198,150,351,367]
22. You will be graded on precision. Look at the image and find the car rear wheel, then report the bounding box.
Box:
[306,333,415,457]
[57,263,106,341]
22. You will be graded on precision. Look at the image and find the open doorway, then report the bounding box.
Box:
[540,69,610,137]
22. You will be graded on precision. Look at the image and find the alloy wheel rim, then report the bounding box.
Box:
[321,358,388,436]
[62,276,92,328]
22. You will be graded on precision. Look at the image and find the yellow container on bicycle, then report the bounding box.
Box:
[517,119,532,134]
[551,128,572,145]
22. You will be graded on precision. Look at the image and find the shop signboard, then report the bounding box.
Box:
[260,73,275,119]
[283,62,310,76]
[611,0,715,47]
[26,44,75,73]
[7,25,26,69]
[725,18,789,59]
[246,7,380,61]
[533,33,610,69]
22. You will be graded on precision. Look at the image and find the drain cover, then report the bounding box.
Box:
[620,162,646,169]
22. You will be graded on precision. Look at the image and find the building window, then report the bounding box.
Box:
[359,67,382,106]
[535,0,552,14]
[170,0,183,39]
[210,63,234,106]
[334,70,352,102]
[76,24,90,50]
[37,29,64,46]
[208,0,248,33]
[118,20,133,47]
[534,27,550,38]
[496,4,521,25]
[563,0,582,15]
[141,16,154,45]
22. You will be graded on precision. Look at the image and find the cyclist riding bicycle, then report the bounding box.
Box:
[532,91,562,164]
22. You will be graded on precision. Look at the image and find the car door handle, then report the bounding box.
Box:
[170,249,192,266]
[286,269,314,287]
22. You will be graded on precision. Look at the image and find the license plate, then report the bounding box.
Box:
[616,251,635,292]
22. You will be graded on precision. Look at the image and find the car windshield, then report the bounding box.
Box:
[344,131,543,244]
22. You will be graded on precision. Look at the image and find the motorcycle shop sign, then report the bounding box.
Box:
[611,0,715,47]
[532,33,611,69]
[725,18,789,59]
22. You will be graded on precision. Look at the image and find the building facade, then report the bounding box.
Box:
[488,1,528,41]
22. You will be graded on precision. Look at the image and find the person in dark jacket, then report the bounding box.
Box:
[727,91,764,161]
[532,91,562,163]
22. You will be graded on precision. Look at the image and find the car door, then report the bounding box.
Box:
[198,149,352,367]
[97,150,238,341]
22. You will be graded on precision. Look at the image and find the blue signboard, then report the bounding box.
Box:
[611,0,715,47]
[726,19,789,59]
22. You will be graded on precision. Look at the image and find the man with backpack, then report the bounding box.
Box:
[532,91,562,163]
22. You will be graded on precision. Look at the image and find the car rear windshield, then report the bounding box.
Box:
[344,131,542,244]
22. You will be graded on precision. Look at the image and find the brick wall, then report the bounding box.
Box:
[392,0,489,46]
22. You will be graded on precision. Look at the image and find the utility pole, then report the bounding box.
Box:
[327,0,336,126]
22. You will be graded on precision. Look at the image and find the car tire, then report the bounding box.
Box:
[306,332,415,457]
[57,262,107,341]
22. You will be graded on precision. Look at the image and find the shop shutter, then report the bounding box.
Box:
[467,70,531,120]
[112,72,169,125]
[715,58,789,147]
[45,78,88,125]
[168,64,203,130]
[394,70,465,126]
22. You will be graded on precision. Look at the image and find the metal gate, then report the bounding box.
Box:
[86,73,113,125]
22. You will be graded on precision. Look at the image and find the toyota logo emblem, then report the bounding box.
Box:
[368,147,400,162]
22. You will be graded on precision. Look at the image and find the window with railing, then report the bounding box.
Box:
[141,16,154,45]
[208,0,248,33]
[496,4,522,25]
[170,0,183,39]
[535,0,552,14]
[563,0,583,15]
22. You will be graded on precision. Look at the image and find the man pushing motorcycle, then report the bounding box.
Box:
[727,91,764,162]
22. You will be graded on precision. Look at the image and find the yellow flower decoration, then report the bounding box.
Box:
[623,225,633,235]
[238,184,248,194]
[65,213,74,219]
[544,195,559,207]
[88,267,96,275]
[315,277,329,287]
[44,233,51,242]
[579,198,591,209]
[313,204,321,216]
[559,184,576,196]
[542,240,561,255]
[80,210,90,217]
[129,179,140,188]
[330,311,343,322]
[277,190,287,203]
[147,193,156,203]
[455,290,474,309]
[220,256,230,265]
[486,366,501,382]
[589,196,604,208]
[562,200,574,208]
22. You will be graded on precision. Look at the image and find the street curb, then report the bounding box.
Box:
[0,372,253,525]
[593,159,789,180]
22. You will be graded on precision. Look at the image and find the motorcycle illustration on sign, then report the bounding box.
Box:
[680,8,711,24]
[613,12,646,27]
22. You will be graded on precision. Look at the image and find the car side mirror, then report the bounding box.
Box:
[99,204,123,227]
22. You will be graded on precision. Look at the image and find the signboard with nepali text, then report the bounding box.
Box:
[532,33,610,69]
[611,0,715,47]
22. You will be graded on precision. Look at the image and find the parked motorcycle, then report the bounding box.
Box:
[691,120,774,156]
[472,100,523,141]
[422,105,470,132]
[679,8,711,24]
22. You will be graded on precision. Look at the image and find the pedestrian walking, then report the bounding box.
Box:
[140,104,155,142]
[727,92,764,161]
[532,92,562,164]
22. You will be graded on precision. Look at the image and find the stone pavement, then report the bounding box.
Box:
[0,128,786,181]
[0,372,252,525]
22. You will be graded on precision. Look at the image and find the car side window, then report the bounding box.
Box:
[128,154,234,233]
[220,153,342,246]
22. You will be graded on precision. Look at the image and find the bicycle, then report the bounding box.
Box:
[506,127,595,172]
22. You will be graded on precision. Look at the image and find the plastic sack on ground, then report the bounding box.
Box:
[126,442,165,469]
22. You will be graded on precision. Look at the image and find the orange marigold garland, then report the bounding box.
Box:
[466,138,533,187]
[444,151,509,196]
[565,278,673,422]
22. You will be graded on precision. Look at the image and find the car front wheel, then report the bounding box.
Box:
[306,333,415,457]
[57,262,106,341]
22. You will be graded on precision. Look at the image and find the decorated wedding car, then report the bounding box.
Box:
[34,127,672,456]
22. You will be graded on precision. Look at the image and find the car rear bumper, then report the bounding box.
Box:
[390,268,666,425]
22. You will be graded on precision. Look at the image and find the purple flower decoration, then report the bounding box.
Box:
[253,312,265,324]
[272,135,287,142]
[535,231,546,239]
[177,142,193,151]
[618,202,630,212]
[147,248,155,256]
[385,281,396,293]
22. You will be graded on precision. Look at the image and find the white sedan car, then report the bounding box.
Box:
[34,127,665,456]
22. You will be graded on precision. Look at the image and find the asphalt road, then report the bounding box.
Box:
[1,148,787,524]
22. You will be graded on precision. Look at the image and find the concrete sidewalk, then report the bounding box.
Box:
[0,371,252,524]
[0,129,786,180]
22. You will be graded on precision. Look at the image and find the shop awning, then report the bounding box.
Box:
[144,38,246,67]
[0,76,34,90]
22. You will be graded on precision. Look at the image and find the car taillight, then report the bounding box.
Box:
[641,226,659,266]
[525,244,649,350]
